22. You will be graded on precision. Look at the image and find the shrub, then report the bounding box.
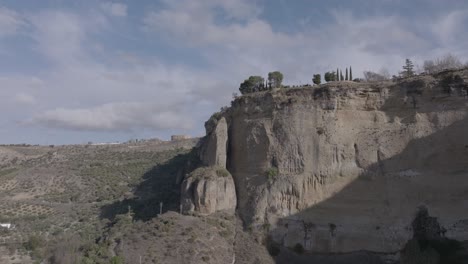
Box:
[239,76,265,94]
[424,54,463,73]
[268,243,281,256]
[110,256,124,264]
[293,243,304,254]
[265,167,279,183]
[329,223,337,236]
[312,74,321,85]
[215,168,230,178]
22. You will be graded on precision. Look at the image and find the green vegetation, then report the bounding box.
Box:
[0,167,18,178]
[188,166,230,180]
[265,167,279,183]
[110,256,124,264]
[401,58,415,78]
[0,140,200,263]
[233,56,464,97]
[239,76,265,94]
[268,71,284,89]
[216,167,230,178]
[324,71,336,82]
[313,74,321,85]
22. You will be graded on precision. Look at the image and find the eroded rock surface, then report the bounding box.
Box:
[193,69,468,256]
[181,166,236,215]
[200,117,228,168]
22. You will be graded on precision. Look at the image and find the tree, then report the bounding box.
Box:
[423,54,463,74]
[345,68,348,81]
[336,68,339,81]
[313,74,321,85]
[340,70,344,81]
[349,66,353,80]
[379,68,390,80]
[268,71,284,89]
[363,71,387,82]
[401,58,415,78]
[324,72,331,82]
[324,71,336,82]
[239,76,265,94]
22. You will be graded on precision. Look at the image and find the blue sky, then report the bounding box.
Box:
[0,0,467,144]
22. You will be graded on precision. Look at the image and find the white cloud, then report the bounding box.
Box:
[15,92,36,105]
[0,76,43,110]
[101,2,127,17]
[30,102,193,132]
[28,11,87,64]
[432,10,468,47]
[1,1,468,144]
[143,1,292,49]
[0,7,25,36]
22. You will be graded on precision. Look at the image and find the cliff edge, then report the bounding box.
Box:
[183,68,468,260]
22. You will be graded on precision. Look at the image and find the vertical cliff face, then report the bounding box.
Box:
[185,69,468,255]
[181,117,237,215]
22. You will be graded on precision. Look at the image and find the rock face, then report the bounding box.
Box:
[200,117,228,168]
[194,69,468,255]
[181,167,237,215]
[181,116,236,216]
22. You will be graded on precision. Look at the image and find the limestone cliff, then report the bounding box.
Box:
[183,69,468,258]
[181,166,237,215]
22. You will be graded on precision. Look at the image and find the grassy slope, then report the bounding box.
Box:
[0,139,200,263]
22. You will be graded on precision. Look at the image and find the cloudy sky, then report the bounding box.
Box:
[0,0,467,144]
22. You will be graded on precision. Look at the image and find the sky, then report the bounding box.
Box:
[0,0,467,145]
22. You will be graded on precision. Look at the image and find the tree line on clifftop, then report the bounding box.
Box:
[238,54,468,95]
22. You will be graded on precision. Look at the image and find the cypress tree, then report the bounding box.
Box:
[350,66,353,80]
[345,68,348,81]
[336,68,339,81]
[340,70,343,81]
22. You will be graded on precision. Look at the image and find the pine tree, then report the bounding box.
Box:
[401,59,415,78]
[345,68,348,81]
[350,66,353,80]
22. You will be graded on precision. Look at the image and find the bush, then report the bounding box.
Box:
[293,243,305,254]
[215,168,230,177]
[312,74,321,85]
[265,167,279,183]
[268,243,281,256]
[424,54,463,74]
[24,235,45,252]
[110,256,124,264]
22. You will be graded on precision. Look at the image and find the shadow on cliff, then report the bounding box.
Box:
[100,148,200,222]
[268,113,468,264]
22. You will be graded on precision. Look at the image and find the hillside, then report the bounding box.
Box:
[0,139,205,263]
[1,68,468,264]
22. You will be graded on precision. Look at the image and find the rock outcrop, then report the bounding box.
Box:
[200,117,228,168]
[181,166,237,215]
[181,115,237,216]
[190,68,468,257]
